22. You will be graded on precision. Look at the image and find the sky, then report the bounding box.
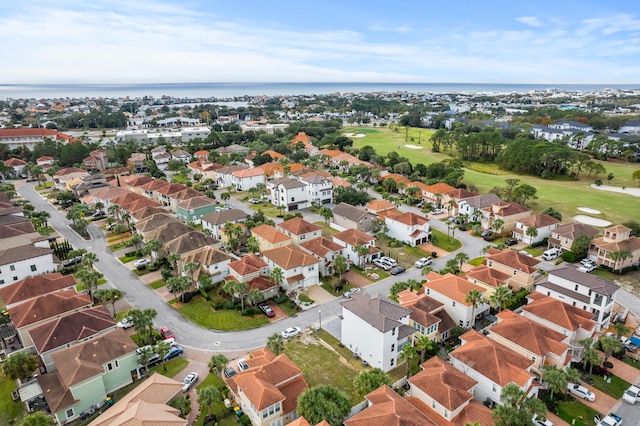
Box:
[1,0,639,84]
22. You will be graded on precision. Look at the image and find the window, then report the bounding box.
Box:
[432,400,436,409]
[0,280,4,285]
[13,276,18,281]
[572,302,576,306]
[391,344,395,352]
[492,384,497,392]
[547,291,550,296]
[390,358,394,367]
[9,265,15,271]
[66,408,74,419]
[30,265,37,272]
[391,328,395,336]
[452,301,456,307]
[575,284,579,291]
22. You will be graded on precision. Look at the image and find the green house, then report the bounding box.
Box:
[176,195,218,224]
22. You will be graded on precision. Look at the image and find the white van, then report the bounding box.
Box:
[542,248,561,261]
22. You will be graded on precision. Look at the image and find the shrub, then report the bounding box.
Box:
[561,251,576,262]
[241,307,261,316]
[298,294,314,303]
[274,294,288,304]
[225,300,236,310]
[210,295,226,310]
[595,179,603,186]
[199,288,209,300]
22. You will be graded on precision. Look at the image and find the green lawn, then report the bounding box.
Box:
[119,255,137,263]
[589,372,630,399]
[171,174,192,185]
[153,357,189,378]
[430,228,462,252]
[313,221,337,238]
[468,257,485,266]
[350,126,640,224]
[0,373,24,425]
[519,247,544,257]
[149,280,166,289]
[620,355,640,370]
[179,296,269,330]
[555,399,599,426]
[591,269,621,281]
[35,182,53,190]
[248,204,281,217]
[193,373,230,426]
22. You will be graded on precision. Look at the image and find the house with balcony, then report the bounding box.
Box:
[366,199,399,220]
[232,167,266,191]
[261,245,320,292]
[215,165,246,188]
[340,293,414,372]
[421,182,457,206]
[487,310,571,374]
[127,152,147,173]
[547,222,599,252]
[423,273,489,329]
[251,224,292,252]
[180,246,235,285]
[397,288,456,343]
[385,212,430,246]
[480,201,532,234]
[464,265,511,301]
[299,237,345,277]
[267,178,308,212]
[589,224,640,271]
[521,292,597,361]
[484,248,542,291]
[187,160,221,180]
[332,228,381,267]
[331,202,376,233]
[227,254,269,283]
[457,193,502,222]
[512,214,560,245]
[441,187,479,216]
[83,149,108,171]
[299,173,333,205]
[449,330,538,406]
[224,347,308,426]
[276,217,322,245]
[344,385,436,426]
[535,265,619,329]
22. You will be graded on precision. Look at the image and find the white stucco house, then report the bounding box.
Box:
[267,178,308,212]
[385,212,430,246]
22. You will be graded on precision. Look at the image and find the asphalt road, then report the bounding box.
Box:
[13,181,582,356]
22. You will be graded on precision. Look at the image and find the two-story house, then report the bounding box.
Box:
[0,272,77,309]
[251,224,292,252]
[226,255,278,301]
[512,214,560,245]
[299,237,346,277]
[340,292,414,372]
[450,330,538,406]
[423,273,489,329]
[180,246,235,285]
[331,202,376,233]
[267,178,308,212]
[232,167,266,191]
[484,248,542,291]
[589,225,640,271]
[481,201,532,234]
[215,165,246,188]
[201,209,249,240]
[261,245,320,292]
[464,265,511,301]
[535,265,619,329]
[224,347,308,426]
[332,228,381,267]
[175,196,218,224]
[344,385,436,426]
[521,292,597,361]
[397,288,456,343]
[0,243,59,287]
[299,173,333,205]
[488,310,571,375]
[547,222,599,252]
[385,212,430,246]
[458,193,502,223]
[276,217,322,244]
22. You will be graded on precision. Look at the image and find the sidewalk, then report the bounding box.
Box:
[605,351,640,385]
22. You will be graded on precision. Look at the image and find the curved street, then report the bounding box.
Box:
[18,181,494,356]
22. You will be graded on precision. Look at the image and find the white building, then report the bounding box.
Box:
[267,178,308,212]
[299,173,333,206]
[0,243,58,286]
[231,168,266,192]
[423,273,489,329]
[385,212,430,247]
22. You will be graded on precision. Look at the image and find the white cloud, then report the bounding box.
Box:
[516,16,543,27]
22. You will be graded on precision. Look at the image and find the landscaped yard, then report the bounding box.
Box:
[468,257,485,266]
[555,398,599,426]
[589,372,630,399]
[149,280,166,289]
[0,373,24,425]
[430,228,462,252]
[153,357,189,378]
[119,254,138,263]
[313,221,337,238]
[248,204,281,217]
[193,373,231,426]
[179,296,269,330]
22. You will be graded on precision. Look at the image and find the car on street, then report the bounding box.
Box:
[623,385,640,404]
[164,346,183,361]
[281,327,301,339]
[134,258,151,268]
[62,256,83,268]
[505,238,518,246]
[181,372,198,392]
[343,287,361,299]
[259,304,275,318]
[389,265,406,275]
[116,316,134,329]
[578,263,596,273]
[414,257,433,268]
[223,367,237,378]
[160,327,174,340]
[567,383,595,401]
[237,359,250,372]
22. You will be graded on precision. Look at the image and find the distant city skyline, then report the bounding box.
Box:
[2,0,639,85]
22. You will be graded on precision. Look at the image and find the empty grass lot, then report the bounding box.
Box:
[430,229,462,252]
[348,126,640,224]
[179,296,269,330]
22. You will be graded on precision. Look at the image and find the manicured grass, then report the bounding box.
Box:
[276,298,299,316]
[35,182,53,190]
[153,357,189,378]
[519,247,544,257]
[194,373,229,426]
[430,228,462,252]
[620,355,640,370]
[149,280,166,289]
[313,221,337,238]
[133,268,150,276]
[179,296,269,330]
[119,255,137,263]
[468,257,485,266]
[248,204,281,217]
[555,398,599,426]
[589,372,630,399]
[349,267,389,282]
[591,269,621,281]
[0,373,24,425]
[285,331,362,405]
[171,174,192,184]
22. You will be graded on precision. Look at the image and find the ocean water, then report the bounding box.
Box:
[0,82,638,100]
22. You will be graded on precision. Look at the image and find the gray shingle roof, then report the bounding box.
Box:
[341,293,411,332]
[549,265,620,296]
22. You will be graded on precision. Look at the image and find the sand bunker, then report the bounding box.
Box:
[404,144,424,149]
[590,184,640,197]
[343,132,366,138]
[577,207,601,214]
[574,215,612,227]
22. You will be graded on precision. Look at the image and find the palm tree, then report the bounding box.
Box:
[198,386,221,419]
[542,365,567,401]
[455,252,470,270]
[113,223,127,244]
[183,261,200,285]
[333,255,348,287]
[610,249,632,274]
[353,244,369,267]
[353,368,392,397]
[267,333,285,355]
[75,269,103,303]
[583,347,601,375]
[144,239,163,262]
[421,265,433,276]
[612,322,630,339]
[491,218,504,236]
[564,367,581,393]
[246,236,260,254]
[246,288,263,306]
[415,335,436,363]
[129,233,143,253]
[221,280,249,309]
[20,411,53,426]
[399,344,418,379]
[319,206,333,224]
[489,285,512,312]
[464,289,483,328]
[155,340,172,371]
[166,253,181,275]
[82,252,98,270]
[270,267,285,291]
[525,226,538,245]
[208,353,229,374]
[600,335,622,364]
[137,345,155,375]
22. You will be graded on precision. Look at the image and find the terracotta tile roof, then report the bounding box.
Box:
[228,254,267,276]
[399,291,445,328]
[424,182,456,195]
[263,150,286,159]
[444,187,478,199]
[0,128,59,137]
[424,274,486,305]
[481,201,531,217]
[256,162,280,176]
[407,397,494,426]
[606,224,632,234]
[517,213,560,228]
[29,306,115,353]
[381,173,412,186]
[232,167,265,178]
[251,224,292,244]
[171,187,206,201]
[54,167,86,176]
[90,400,185,426]
[262,245,321,270]
[409,357,476,411]
[466,265,510,288]
[155,182,189,196]
[490,310,569,359]
[485,248,540,274]
[551,222,599,241]
[247,275,277,291]
[290,131,312,143]
[330,176,352,188]
[140,179,171,191]
[333,228,375,246]
[318,149,343,158]
[366,199,396,212]
[287,418,311,426]
[341,292,411,332]
[387,211,429,226]
[524,292,596,332]
[4,157,27,166]
[277,217,321,235]
[9,289,92,328]
[194,150,209,157]
[345,385,435,426]
[451,330,534,387]
[0,273,76,306]
[591,234,640,255]
[299,237,344,257]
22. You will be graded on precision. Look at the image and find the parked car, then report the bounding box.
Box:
[414,257,433,268]
[164,346,183,361]
[181,372,198,392]
[431,208,444,215]
[620,336,637,352]
[134,258,151,268]
[389,265,406,275]
[62,256,83,268]
[281,327,301,339]
[480,229,493,237]
[248,198,261,204]
[519,250,533,257]
[623,385,640,404]
[223,367,237,378]
[542,248,562,261]
[160,327,174,340]
[343,287,361,299]
[237,359,250,372]
[567,383,595,401]
[116,316,134,329]
[373,258,393,271]
[594,413,622,426]
[578,263,596,273]
[380,256,397,266]
[532,414,554,426]
[505,238,518,246]
[581,258,595,266]
[259,304,275,318]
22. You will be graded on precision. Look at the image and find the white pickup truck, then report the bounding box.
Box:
[594,413,622,426]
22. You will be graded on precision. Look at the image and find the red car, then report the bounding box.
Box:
[259,304,275,318]
[160,327,174,340]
